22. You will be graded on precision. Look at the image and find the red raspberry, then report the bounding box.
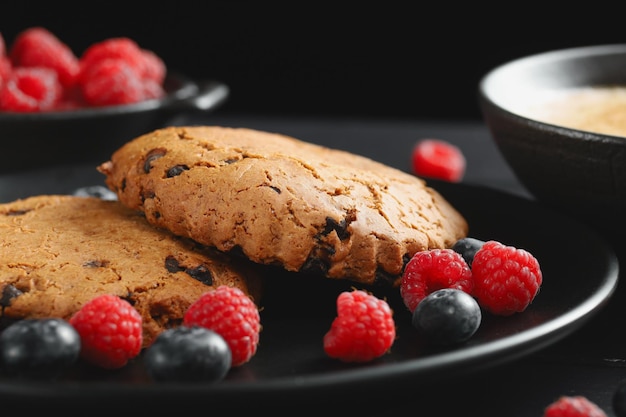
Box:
[471,240,542,316]
[79,59,145,106]
[9,27,80,88]
[140,49,167,84]
[69,294,143,369]
[183,285,261,367]
[79,37,146,81]
[411,139,466,182]
[543,396,607,417]
[141,78,166,101]
[0,56,11,89]
[400,248,473,312]
[0,67,62,112]
[323,289,396,362]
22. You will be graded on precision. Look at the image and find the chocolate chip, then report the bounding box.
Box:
[167,165,189,178]
[374,269,398,286]
[164,256,214,286]
[120,294,136,306]
[144,149,167,173]
[83,260,110,268]
[186,265,213,285]
[320,217,350,240]
[140,189,156,202]
[165,256,184,273]
[300,256,330,275]
[6,209,30,216]
[0,285,23,307]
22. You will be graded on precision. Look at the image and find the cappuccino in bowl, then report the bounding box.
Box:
[519,86,626,138]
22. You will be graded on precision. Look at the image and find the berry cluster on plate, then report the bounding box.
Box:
[0,285,260,383]
[0,223,544,382]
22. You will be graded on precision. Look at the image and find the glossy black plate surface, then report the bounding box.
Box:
[0,166,618,411]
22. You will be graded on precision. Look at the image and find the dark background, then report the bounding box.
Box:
[2,4,625,121]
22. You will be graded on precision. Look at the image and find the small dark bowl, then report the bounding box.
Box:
[478,44,626,233]
[0,73,229,172]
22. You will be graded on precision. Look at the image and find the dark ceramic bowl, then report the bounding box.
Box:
[0,73,229,172]
[478,44,626,232]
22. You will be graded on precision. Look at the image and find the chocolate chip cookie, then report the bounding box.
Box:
[98,126,468,286]
[0,195,263,347]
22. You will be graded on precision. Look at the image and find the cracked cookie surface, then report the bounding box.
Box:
[98,126,468,286]
[0,195,263,348]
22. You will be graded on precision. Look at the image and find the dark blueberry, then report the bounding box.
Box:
[0,318,81,378]
[613,379,626,417]
[144,326,231,383]
[72,185,117,201]
[412,288,481,345]
[452,237,485,267]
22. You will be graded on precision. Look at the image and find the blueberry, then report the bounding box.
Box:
[72,185,117,201]
[412,288,481,345]
[452,237,485,267]
[144,326,231,383]
[0,318,81,378]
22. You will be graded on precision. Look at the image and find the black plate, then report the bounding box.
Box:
[0,166,618,411]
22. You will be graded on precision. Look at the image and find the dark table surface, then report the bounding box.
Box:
[1,112,625,416]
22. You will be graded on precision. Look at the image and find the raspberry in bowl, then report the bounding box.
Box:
[0,27,229,172]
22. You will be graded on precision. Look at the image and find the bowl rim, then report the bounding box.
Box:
[478,43,626,142]
[0,72,209,120]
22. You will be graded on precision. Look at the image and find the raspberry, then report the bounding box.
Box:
[323,289,396,362]
[140,49,167,84]
[183,285,261,367]
[471,240,542,316]
[69,294,143,369]
[411,139,466,182]
[9,27,79,88]
[79,59,145,106]
[0,67,62,112]
[0,56,11,89]
[400,248,473,313]
[79,37,146,81]
[141,78,166,101]
[543,396,607,417]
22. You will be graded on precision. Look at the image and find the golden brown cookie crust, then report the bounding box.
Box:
[0,195,263,347]
[98,126,468,286]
